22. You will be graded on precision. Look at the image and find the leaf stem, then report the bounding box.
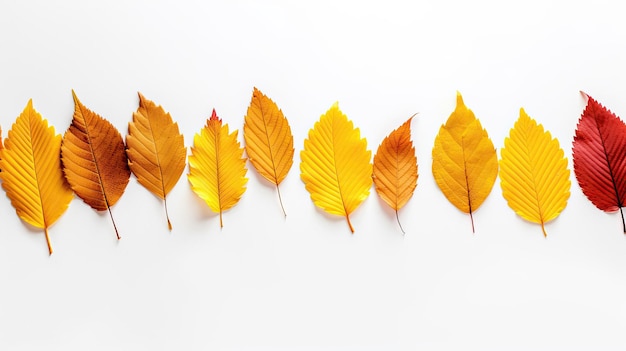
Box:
[395,210,406,235]
[107,206,121,240]
[44,227,53,255]
[276,184,287,217]
[164,196,172,231]
[469,210,475,234]
[219,210,223,228]
[541,222,547,237]
[346,214,354,233]
[620,207,626,234]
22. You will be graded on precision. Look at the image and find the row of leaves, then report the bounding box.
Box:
[0,89,622,254]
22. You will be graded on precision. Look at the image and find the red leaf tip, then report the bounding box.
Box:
[210,109,220,121]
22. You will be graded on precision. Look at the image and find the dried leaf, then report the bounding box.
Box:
[300,102,372,233]
[431,92,498,232]
[61,91,130,239]
[500,108,571,236]
[373,116,418,234]
[126,93,186,230]
[572,92,626,232]
[0,100,73,254]
[243,87,294,216]
[0,126,3,171]
[188,109,248,227]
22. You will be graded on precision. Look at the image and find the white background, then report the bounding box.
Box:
[1,0,626,350]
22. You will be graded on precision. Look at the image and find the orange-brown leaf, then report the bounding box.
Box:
[61,91,130,239]
[373,116,418,233]
[126,92,186,230]
[243,87,294,216]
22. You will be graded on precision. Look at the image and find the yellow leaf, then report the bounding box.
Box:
[300,103,372,233]
[499,108,571,236]
[126,92,186,230]
[373,116,418,234]
[188,109,248,227]
[243,87,294,216]
[0,100,73,254]
[0,126,3,171]
[61,91,130,239]
[432,92,498,232]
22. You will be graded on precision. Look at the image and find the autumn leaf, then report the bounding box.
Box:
[499,108,571,237]
[572,92,626,232]
[0,126,3,171]
[126,93,186,230]
[61,91,130,239]
[0,100,73,254]
[188,109,248,227]
[243,87,294,216]
[300,102,372,233]
[432,92,498,232]
[373,116,418,234]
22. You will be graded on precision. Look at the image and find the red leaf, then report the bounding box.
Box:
[572,92,626,232]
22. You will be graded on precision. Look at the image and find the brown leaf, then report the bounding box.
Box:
[61,91,130,239]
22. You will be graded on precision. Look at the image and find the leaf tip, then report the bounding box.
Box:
[210,109,219,121]
[455,91,466,109]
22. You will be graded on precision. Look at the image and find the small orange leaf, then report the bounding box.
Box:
[61,91,130,239]
[188,109,248,228]
[126,93,186,230]
[373,116,418,234]
[243,87,294,216]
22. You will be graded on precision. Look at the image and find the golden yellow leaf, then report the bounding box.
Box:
[432,92,498,232]
[300,102,372,233]
[126,92,186,230]
[0,126,3,171]
[243,87,294,216]
[0,100,73,254]
[188,109,248,227]
[61,91,130,239]
[373,116,418,234]
[500,108,571,236]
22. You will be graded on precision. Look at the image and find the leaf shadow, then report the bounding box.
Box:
[188,191,219,222]
[309,202,369,234]
[245,162,290,217]
[372,192,407,235]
